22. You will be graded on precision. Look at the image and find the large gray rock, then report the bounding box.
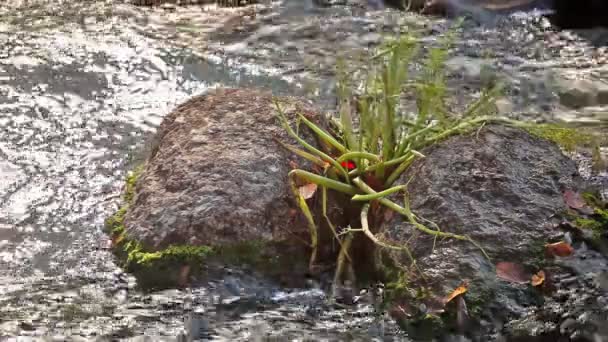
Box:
[379,125,581,325]
[122,88,343,280]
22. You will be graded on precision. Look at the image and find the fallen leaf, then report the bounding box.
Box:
[298,183,318,199]
[545,241,574,257]
[444,282,468,304]
[531,270,545,287]
[563,190,585,209]
[496,262,530,284]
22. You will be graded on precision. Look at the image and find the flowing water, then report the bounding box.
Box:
[0,0,607,340]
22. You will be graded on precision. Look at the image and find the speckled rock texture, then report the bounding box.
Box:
[380,125,582,325]
[122,88,339,258]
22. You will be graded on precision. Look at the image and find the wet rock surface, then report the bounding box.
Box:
[504,250,608,341]
[123,88,320,250]
[379,124,607,339]
[118,88,342,286]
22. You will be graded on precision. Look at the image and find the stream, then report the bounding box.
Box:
[0,0,607,340]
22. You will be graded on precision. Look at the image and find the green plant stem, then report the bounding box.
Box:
[289,177,318,272]
[422,116,518,147]
[332,232,354,291]
[347,149,422,177]
[384,153,417,188]
[352,185,406,201]
[276,141,328,168]
[298,113,347,154]
[396,123,436,156]
[274,99,351,181]
[336,151,380,164]
[360,203,416,264]
[322,186,351,263]
[289,170,359,195]
[352,178,483,248]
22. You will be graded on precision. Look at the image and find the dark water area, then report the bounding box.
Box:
[0,0,607,340]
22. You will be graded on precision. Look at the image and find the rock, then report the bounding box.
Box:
[494,97,515,115]
[115,88,345,287]
[551,0,608,29]
[554,78,599,109]
[379,125,581,335]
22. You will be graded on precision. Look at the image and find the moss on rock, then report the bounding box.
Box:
[573,192,608,241]
[105,166,310,289]
[522,123,597,152]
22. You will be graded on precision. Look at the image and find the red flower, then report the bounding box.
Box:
[341,160,356,170]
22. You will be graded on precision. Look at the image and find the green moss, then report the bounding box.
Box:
[574,210,607,240]
[123,165,143,203]
[125,243,213,269]
[568,191,607,243]
[523,124,596,152]
[104,166,215,289]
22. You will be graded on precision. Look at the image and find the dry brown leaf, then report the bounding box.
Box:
[298,183,318,200]
[444,283,468,304]
[531,270,545,287]
[563,190,585,209]
[496,262,530,284]
[545,241,574,257]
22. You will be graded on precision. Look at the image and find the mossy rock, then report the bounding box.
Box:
[104,88,347,290]
[375,124,579,338]
[105,167,312,290]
